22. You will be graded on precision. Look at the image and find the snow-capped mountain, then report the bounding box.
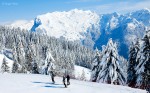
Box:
[10,9,100,41]
[94,9,150,58]
[9,9,150,58]
[128,8,150,26]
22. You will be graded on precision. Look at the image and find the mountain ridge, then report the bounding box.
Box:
[8,8,150,58]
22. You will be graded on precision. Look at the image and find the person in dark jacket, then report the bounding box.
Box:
[62,69,70,88]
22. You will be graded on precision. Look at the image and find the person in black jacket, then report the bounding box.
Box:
[62,69,70,88]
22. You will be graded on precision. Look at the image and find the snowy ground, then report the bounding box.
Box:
[74,65,91,81]
[0,73,147,93]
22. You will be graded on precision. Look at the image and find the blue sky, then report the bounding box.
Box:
[0,0,150,24]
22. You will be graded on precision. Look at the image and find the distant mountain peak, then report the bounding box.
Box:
[31,9,100,41]
[9,8,150,58]
[112,12,120,17]
[138,8,150,12]
[128,8,150,26]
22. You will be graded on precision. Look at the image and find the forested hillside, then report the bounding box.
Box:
[0,26,95,75]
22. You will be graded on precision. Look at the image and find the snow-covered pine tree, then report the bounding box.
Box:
[1,57,9,73]
[12,62,19,73]
[12,42,19,73]
[135,31,150,92]
[119,56,128,82]
[44,48,55,75]
[0,32,5,53]
[27,41,37,73]
[24,44,32,72]
[17,40,26,73]
[0,26,95,74]
[127,39,140,87]
[61,50,74,76]
[80,69,86,81]
[97,38,126,85]
[91,48,102,82]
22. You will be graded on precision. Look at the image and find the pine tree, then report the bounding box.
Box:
[1,57,9,73]
[12,42,19,73]
[127,40,140,87]
[12,62,18,73]
[135,31,150,92]
[97,38,126,85]
[17,40,26,73]
[91,48,102,82]
[80,69,86,81]
[44,48,55,75]
[0,26,95,75]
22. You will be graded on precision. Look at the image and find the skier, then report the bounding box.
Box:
[47,62,56,84]
[32,60,39,74]
[62,69,71,88]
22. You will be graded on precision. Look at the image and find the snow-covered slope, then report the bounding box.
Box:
[0,73,147,93]
[74,65,91,81]
[10,20,33,30]
[9,8,150,58]
[10,9,100,41]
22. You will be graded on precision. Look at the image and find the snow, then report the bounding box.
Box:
[0,54,14,72]
[10,20,33,30]
[129,8,150,26]
[0,54,4,68]
[74,65,91,81]
[36,9,100,41]
[0,73,147,93]
[110,16,118,30]
[10,9,100,41]
[127,23,136,31]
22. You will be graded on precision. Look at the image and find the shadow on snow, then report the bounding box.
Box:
[32,81,64,88]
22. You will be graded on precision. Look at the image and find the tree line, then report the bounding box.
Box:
[91,30,150,92]
[0,26,95,76]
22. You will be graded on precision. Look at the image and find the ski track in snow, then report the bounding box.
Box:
[0,73,147,93]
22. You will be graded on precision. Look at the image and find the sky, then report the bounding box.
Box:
[0,0,150,24]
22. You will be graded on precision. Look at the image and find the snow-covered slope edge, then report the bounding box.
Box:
[0,73,147,93]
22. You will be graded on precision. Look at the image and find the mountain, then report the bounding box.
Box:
[10,9,100,42]
[95,9,149,58]
[9,9,150,58]
[0,73,147,93]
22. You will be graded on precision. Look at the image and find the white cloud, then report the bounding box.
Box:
[83,1,150,14]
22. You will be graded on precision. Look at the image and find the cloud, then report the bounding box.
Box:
[83,0,150,14]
